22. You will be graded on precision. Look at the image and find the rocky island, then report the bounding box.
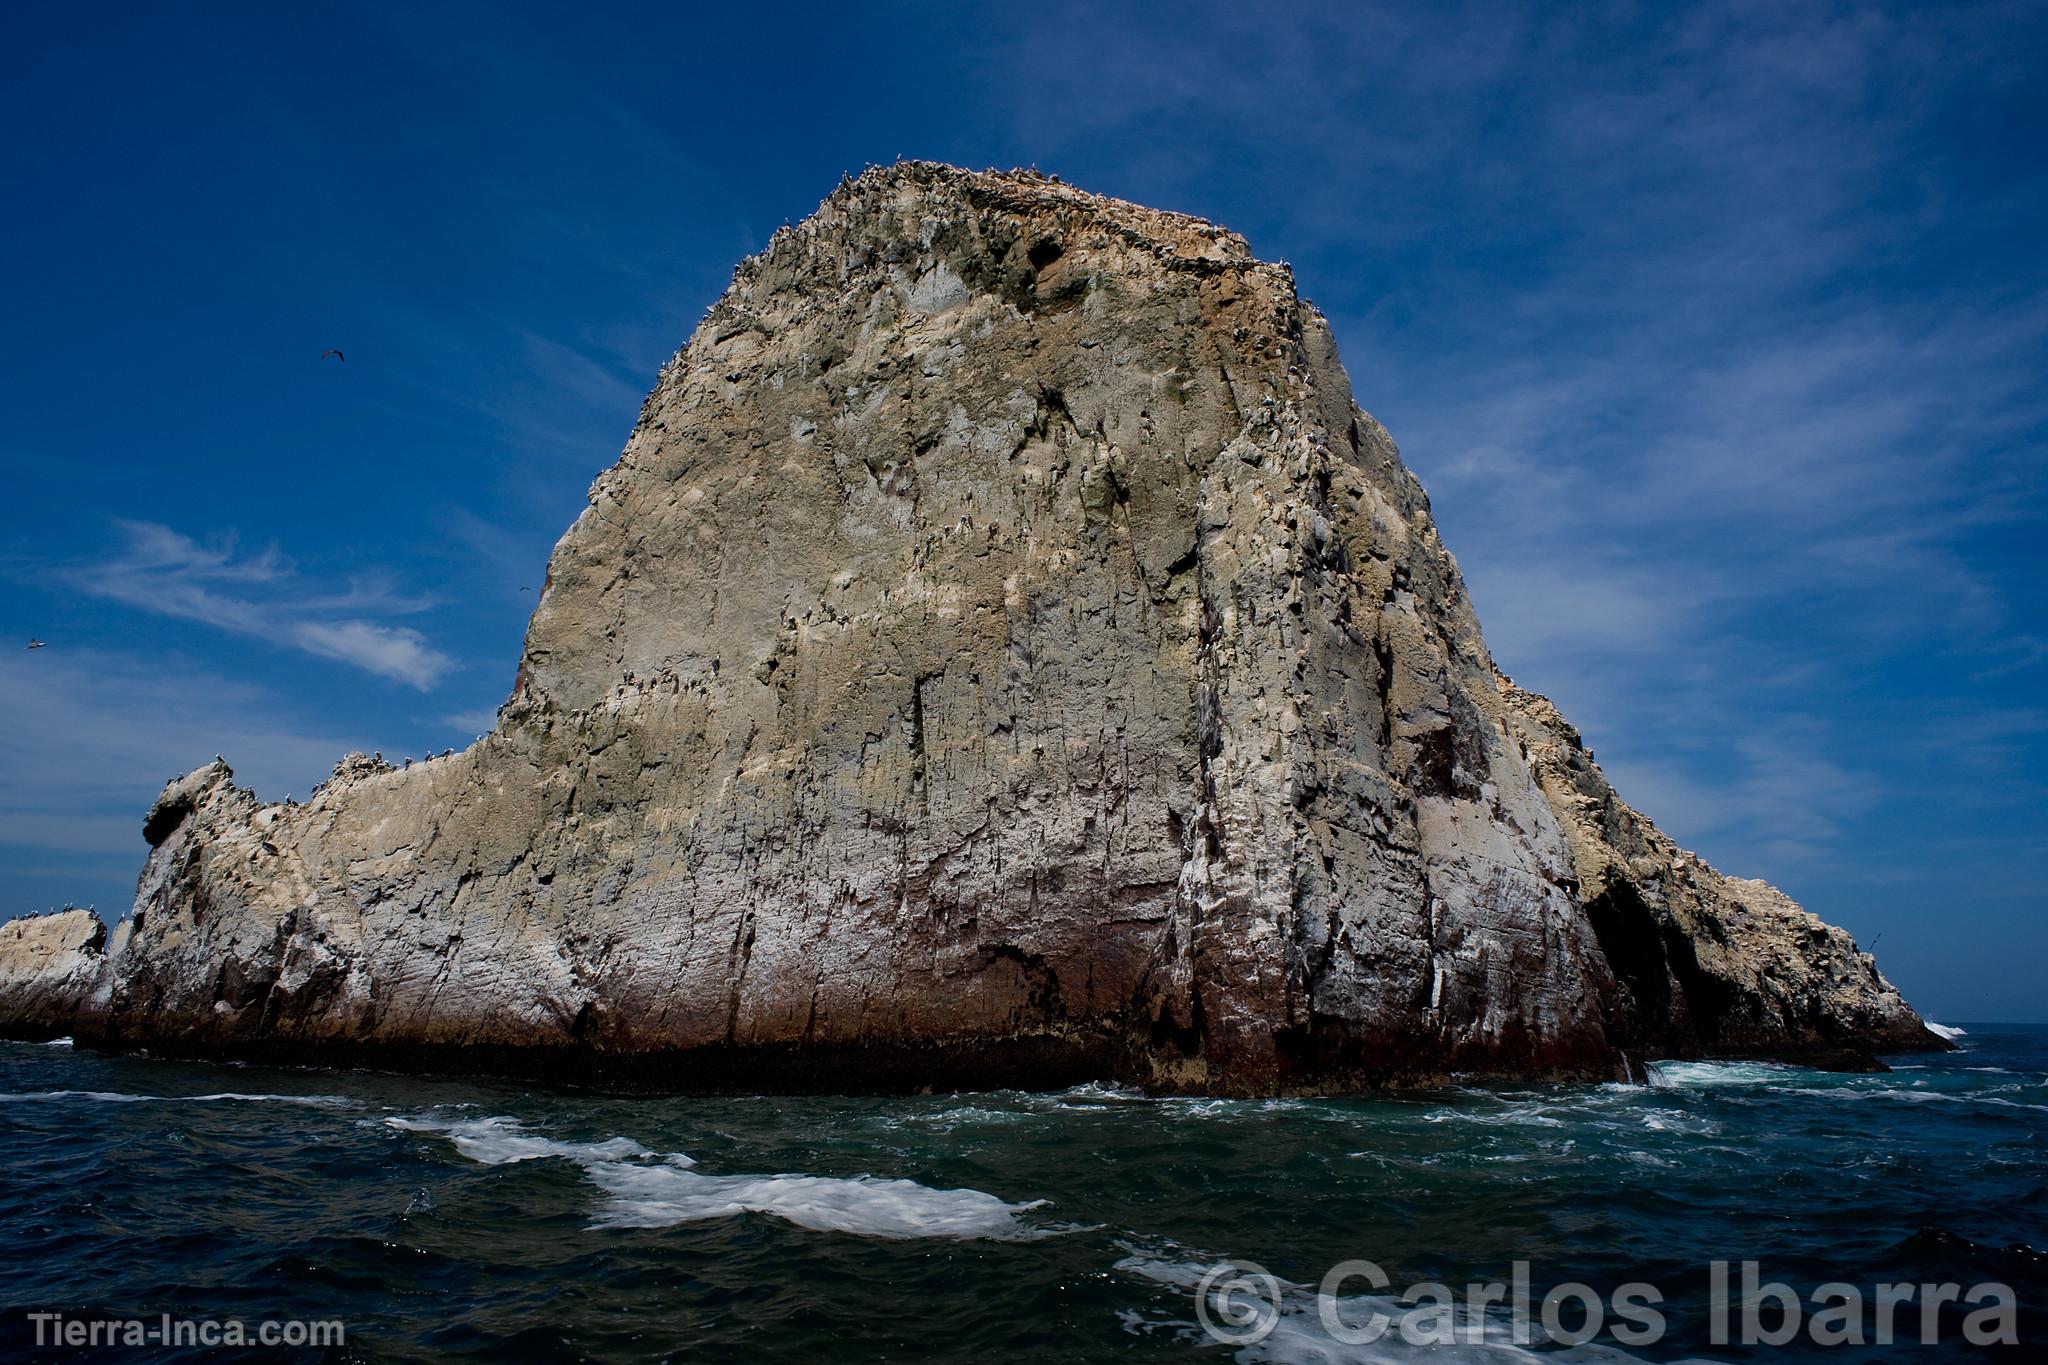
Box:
[0,164,1939,1091]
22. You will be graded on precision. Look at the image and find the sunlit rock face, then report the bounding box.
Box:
[1,164,1933,1090]
[0,909,105,1040]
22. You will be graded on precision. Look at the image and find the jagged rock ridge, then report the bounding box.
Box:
[0,164,1937,1088]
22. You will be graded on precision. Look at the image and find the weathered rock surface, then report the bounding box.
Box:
[0,163,1939,1089]
[0,909,106,1040]
[1497,682,1930,1067]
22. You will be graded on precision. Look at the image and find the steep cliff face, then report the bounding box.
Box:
[1,164,1937,1089]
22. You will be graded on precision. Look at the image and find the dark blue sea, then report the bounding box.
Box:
[3,1025,2041,1361]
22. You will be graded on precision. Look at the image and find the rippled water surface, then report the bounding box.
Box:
[2,1027,2042,1360]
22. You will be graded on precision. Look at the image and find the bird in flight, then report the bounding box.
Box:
[321,348,346,362]
[25,638,45,650]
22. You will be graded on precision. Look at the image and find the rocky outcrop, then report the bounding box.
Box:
[1498,680,1931,1068]
[0,909,107,1040]
[0,163,1940,1090]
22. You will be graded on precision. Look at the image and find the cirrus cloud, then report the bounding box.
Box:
[59,520,456,690]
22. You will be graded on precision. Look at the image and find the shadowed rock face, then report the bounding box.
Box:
[1498,684,1933,1067]
[0,164,1936,1089]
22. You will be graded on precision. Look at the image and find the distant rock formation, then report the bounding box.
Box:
[0,164,1939,1089]
[0,909,105,1040]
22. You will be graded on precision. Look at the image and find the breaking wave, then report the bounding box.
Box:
[387,1114,653,1165]
[388,1113,1049,1241]
[1641,1060,1801,1088]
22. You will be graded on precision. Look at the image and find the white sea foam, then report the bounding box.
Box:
[588,1160,1047,1239]
[1644,1058,2045,1112]
[1784,1086,2048,1113]
[1641,1060,1797,1088]
[902,1103,1028,1132]
[388,1113,1047,1241]
[1925,1020,1968,1040]
[190,1092,361,1106]
[386,1114,654,1165]
[0,1089,357,1107]
[1637,1108,1719,1135]
[1057,1081,1154,1107]
[1422,1103,1566,1129]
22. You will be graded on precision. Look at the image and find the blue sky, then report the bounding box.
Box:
[2,2,2042,1021]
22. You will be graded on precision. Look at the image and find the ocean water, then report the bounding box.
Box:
[2,1028,2041,1361]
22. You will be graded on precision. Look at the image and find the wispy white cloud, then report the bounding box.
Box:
[514,327,650,421]
[289,620,450,690]
[61,521,456,690]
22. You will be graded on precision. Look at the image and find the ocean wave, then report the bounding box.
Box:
[899,1103,1029,1131]
[388,1113,1049,1241]
[1925,1021,1968,1041]
[0,1089,358,1107]
[1154,1096,1324,1120]
[1636,1108,1720,1135]
[1784,1086,2048,1114]
[386,1114,654,1165]
[1637,1058,2046,1113]
[1642,1060,1799,1088]
[1056,1081,1155,1107]
[1422,1103,1566,1129]
[587,1160,1050,1239]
